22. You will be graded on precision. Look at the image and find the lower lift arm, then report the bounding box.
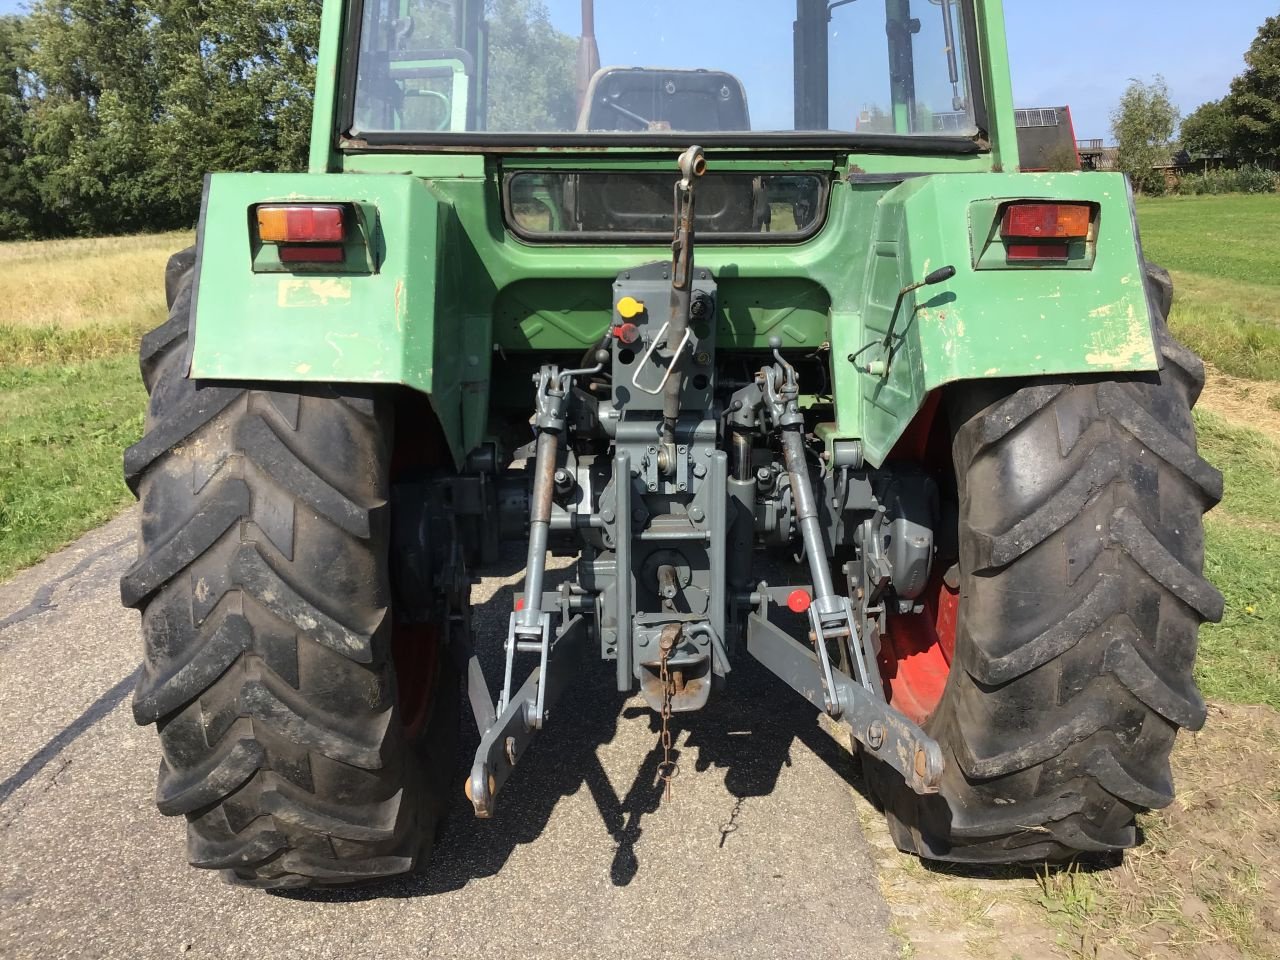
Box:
[465,358,602,817]
[744,339,944,795]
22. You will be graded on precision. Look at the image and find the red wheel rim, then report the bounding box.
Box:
[391,621,441,738]
[875,390,958,725]
[877,572,958,725]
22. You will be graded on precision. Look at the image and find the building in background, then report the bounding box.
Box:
[1015,106,1085,171]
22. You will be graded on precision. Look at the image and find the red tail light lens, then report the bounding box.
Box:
[1006,242,1071,262]
[278,245,345,264]
[1001,203,1092,240]
[256,204,346,244]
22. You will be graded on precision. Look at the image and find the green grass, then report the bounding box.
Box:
[1191,410,1280,709]
[0,232,179,578]
[1200,521,1280,708]
[1195,410,1280,528]
[1138,195,1280,381]
[0,354,146,581]
[1138,195,1280,287]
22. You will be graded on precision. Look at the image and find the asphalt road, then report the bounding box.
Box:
[0,510,898,960]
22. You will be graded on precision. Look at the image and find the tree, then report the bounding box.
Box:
[147,0,322,217]
[1227,15,1280,162]
[17,0,320,237]
[1111,76,1178,195]
[1042,143,1081,172]
[0,15,37,239]
[1180,98,1235,160]
[22,0,166,235]
[485,0,577,132]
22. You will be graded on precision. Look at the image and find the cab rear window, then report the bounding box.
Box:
[503,171,829,244]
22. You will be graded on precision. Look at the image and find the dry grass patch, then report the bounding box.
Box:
[1197,364,1280,446]
[860,704,1280,960]
[1064,703,1280,960]
[0,232,189,364]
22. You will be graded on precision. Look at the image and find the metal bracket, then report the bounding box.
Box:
[468,613,590,818]
[630,320,694,396]
[747,610,944,795]
[498,610,551,717]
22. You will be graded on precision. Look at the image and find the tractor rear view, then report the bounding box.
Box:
[121,0,1222,887]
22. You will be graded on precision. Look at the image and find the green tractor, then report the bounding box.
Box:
[121,0,1223,888]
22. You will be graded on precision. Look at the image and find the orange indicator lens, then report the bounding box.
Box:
[257,205,346,244]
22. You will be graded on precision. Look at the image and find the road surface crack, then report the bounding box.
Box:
[0,535,134,635]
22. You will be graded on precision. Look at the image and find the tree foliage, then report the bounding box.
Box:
[1180,98,1236,160]
[0,0,322,238]
[1111,76,1178,195]
[1180,16,1280,165]
[1228,15,1280,162]
[0,15,36,239]
[485,0,576,132]
[0,0,578,238]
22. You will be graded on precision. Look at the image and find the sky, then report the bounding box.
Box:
[0,0,1271,141]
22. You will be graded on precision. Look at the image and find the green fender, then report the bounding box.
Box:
[189,169,1157,469]
[835,172,1158,465]
[190,172,493,467]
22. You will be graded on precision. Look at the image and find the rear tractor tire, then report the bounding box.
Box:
[122,249,458,888]
[871,264,1224,863]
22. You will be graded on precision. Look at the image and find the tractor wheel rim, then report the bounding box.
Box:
[391,620,441,739]
[877,571,958,726]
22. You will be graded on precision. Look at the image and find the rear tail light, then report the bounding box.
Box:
[998,202,1094,265]
[278,245,345,264]
[256,204,347,244]
[1006,242,1072,263]
[1001,203,1092,240]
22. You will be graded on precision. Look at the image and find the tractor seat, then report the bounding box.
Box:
[577,67,751,133]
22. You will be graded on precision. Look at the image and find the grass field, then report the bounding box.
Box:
[0,233,186,578]
[1139,194,1280,381]
[1137,195,1280,716]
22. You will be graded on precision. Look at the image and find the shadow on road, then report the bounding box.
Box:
[0,668,140,807]
[276,545,876,903]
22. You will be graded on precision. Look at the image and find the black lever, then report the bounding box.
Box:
[844,264,957,376]
[878,264,957,354]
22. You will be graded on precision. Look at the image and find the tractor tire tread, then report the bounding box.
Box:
[875,262,1221,864]
[125,253,451,888]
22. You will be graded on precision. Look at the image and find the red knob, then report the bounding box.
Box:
[787,589,812,614]
[613,323,640,345]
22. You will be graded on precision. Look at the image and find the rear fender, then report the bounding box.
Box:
[188,172,491,467]
[837,172,1158,466]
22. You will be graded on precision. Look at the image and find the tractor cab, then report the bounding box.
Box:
[346,0,985,240]
[348,0,982,143]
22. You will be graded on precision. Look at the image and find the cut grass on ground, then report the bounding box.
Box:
[1139,195,1280,382]
[1138,195,1280,286]
[866,701,1280,960]
[0,354,146,580]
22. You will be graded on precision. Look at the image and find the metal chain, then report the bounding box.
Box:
[656,630,680,800]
